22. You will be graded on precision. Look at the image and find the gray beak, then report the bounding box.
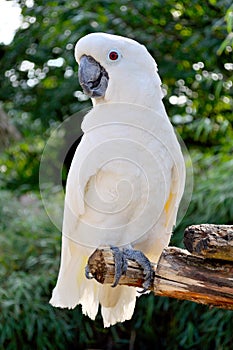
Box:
[78,55,109,98]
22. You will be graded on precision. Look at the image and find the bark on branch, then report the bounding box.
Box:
[87,224,233,311]
[184,224,233,261]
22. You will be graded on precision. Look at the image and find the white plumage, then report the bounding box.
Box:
[50,32,186,327]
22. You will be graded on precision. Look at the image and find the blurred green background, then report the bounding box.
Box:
[0,0,232,349]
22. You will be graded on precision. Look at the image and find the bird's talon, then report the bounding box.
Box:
[123,248,154,291]
[110,246,154,290]
[110,246,128,287]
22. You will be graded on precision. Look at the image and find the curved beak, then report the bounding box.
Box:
[78,55,109,98]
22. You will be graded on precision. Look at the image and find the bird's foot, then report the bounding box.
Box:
[110,246,128,287]
[111,246,154,292]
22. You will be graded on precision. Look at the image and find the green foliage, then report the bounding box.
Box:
[133,296,233,349]
[0,137,45,193]
[172,146,233,246]
[189,152,233,224]
[0,191,71,349]
[0,0,233,349]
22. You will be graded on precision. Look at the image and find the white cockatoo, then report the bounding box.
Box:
[50,32,186,327]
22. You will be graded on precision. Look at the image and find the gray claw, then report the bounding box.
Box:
[110,246,153,291]
[110,246,128,287]
[123,248,154,292]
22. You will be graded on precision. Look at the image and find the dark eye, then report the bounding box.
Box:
[108,49,121,62]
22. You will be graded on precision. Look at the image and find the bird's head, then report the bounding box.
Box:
[75,32,163,108]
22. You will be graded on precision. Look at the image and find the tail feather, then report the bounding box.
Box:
[100,285,137,327]
[50,236,137,326]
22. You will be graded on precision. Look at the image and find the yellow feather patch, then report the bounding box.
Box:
[164,191,173,225]
[77,256,88,284]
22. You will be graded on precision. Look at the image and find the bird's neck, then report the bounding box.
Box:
[92,75,167,115]
[93,93,167,117]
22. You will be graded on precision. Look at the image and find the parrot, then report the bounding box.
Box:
[50,32,186,327]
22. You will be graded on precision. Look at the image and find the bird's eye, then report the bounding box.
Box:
[107,49,121,62]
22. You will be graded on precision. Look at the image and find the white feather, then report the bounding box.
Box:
[50,33,186,327]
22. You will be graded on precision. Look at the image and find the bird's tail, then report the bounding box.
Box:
[50,236,137,327]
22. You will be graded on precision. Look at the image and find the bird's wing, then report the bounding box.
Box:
[50,103,185,325]
[63,103,186,248]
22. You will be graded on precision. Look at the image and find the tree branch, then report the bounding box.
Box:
[87,225,233,310]
[184,224,233,261]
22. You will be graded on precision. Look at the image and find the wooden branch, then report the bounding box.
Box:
[88,246,233,310]
[184,224,233,262]
[154,247,233,310]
